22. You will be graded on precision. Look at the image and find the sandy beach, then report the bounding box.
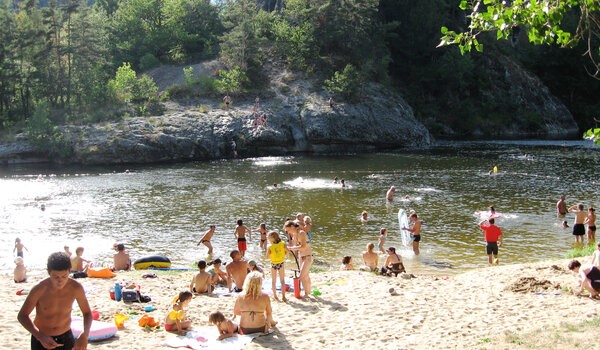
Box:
[4,257,600,350]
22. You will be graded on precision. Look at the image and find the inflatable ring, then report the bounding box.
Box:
[133,255,171,270]
[71,317,117,341]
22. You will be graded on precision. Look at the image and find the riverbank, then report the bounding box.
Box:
[4,256,599,349]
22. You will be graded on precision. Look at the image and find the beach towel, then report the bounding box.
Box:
[160,327,269,350]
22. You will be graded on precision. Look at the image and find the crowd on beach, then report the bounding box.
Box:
[11,181,600,350]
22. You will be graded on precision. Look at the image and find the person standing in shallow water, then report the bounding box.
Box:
[479,218,503,265]
[569,203,587,244]
[556,195,567,217]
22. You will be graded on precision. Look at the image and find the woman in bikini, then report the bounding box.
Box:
[289,229,313,298]
[233,271,276,334]
[252,223,268,251]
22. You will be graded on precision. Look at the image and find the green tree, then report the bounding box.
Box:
[215,67,249,94]
[323,64,363,100]
[439,0,600,143]
[108,62,158,102]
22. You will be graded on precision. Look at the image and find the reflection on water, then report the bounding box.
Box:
[1,141,598,276]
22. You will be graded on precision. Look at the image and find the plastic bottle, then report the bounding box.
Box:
[114,283,122,301]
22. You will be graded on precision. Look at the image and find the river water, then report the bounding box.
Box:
[1,141,598,276]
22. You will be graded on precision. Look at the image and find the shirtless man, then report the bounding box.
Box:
[386,186,396,202]
[361,243,378,271]
[18,252,92,350]
[113,243,131,271]
[585,207,597,243]
[234,220,251,257]
[190,260,212,295]
[569,203,587,244]
[405,213,423,255]
[556,195,567,217]
[197,225,216,256]
[289,229,313,298]
[226,250,248,293]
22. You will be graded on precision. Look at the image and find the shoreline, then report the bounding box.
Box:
[4,256,600,349]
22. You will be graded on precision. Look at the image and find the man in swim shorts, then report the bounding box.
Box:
[234,220,251,257]
[18,252,92,350]
[479,218,503,265]
[226,250,248,293]
[569,203,587,244]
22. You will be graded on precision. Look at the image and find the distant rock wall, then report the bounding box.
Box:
[0,83,432,165]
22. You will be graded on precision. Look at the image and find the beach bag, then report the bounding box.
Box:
[122,290,141,302]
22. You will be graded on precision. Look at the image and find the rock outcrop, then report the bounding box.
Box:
[0,80,432,165]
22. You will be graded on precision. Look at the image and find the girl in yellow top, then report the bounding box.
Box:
[164,291,192,334]
[267,231,289,302]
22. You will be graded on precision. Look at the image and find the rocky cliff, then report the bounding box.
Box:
[0,70,432,165]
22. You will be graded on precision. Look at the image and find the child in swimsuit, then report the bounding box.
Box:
[208,259,228,286]
[267,231,288,302]
[209,311,238,340]
[14,257,27,283]
[340,256,355,270]
[304,216,313,242]
[378,228,388,254]
[585,207,596,243]
[14,237,28,258]
[164,291,192,334]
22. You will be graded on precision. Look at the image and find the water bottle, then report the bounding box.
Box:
[114,283,122,301]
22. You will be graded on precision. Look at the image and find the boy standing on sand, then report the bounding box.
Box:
[14,237,29,258]
[18,252,92,350]
[197,225,216,256]
[479,218,503,265]
[568,203,587,244]
[234,220,251,257]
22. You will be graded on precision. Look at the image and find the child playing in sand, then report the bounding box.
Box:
[190,260,213,295]
[165,291,193,334]
[18,252,92,349]
[70,247,90,272]
[591,242,600,267]
[340,256,355,270]
[234,219,251,257]
[252,223,268,251]
[568,259,600,298]
[14,237,29,258]
[208,259,228,286]
[209,311,239,340]
[14,257,27,283]
[304,216,313,242]
[267,231,288,302]
[378,228,388,254]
